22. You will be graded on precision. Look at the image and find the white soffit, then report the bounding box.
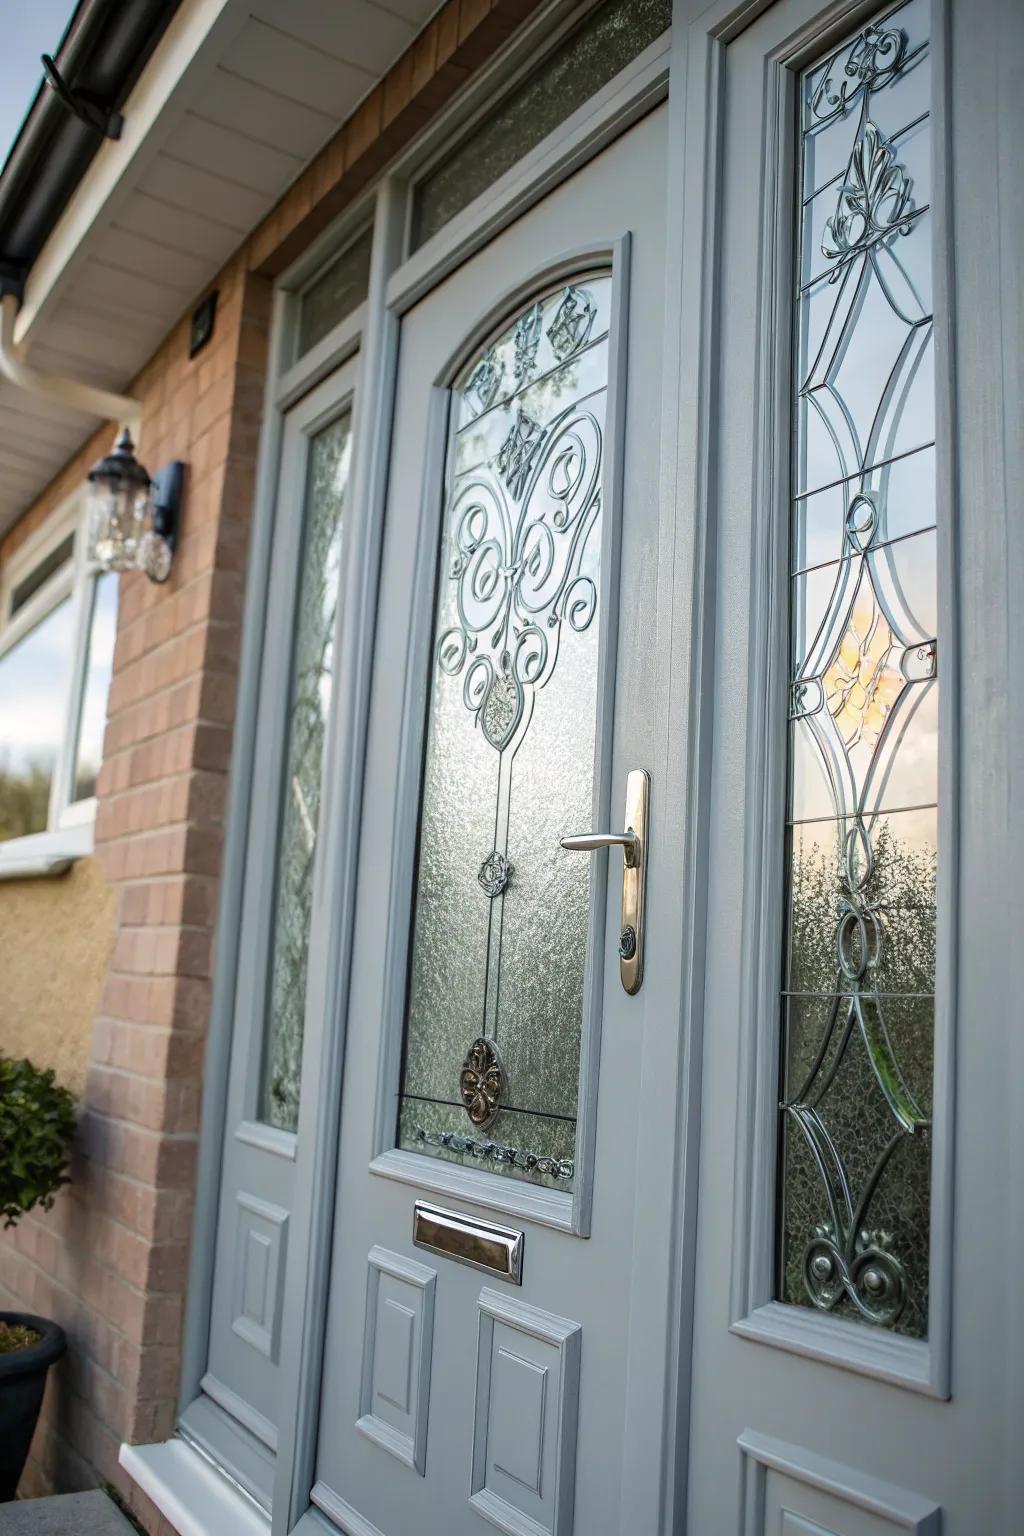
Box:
[0,0,440,538]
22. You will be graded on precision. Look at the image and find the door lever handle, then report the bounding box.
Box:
[559,831,639,867]
[559,769,649,995]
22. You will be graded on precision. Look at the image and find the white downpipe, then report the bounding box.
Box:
[0,292,142,428]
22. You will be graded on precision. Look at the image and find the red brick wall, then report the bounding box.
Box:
[0,0,543,1526]
[0,255,272,1526]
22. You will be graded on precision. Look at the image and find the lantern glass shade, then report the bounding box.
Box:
[88,481,151,569]
[86,429,152,572]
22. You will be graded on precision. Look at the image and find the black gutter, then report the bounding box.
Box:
[0,0,184,300]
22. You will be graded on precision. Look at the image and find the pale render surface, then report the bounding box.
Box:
[0,855,116,1093]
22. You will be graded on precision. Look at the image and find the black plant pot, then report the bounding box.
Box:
[0,1313,66,1501]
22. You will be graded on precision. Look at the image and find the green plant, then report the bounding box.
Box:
[0,1321,40,1354]
[0,1056,76,1229]
[0,757,53,842]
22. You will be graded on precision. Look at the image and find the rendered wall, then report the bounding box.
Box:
[0,857,116,1095]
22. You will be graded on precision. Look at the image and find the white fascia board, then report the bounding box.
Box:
[15,0,252,349]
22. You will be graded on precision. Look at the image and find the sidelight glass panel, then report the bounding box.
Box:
[778,2,936,1338]
[259,411,352,1130]
[410,0,672,250]
[397,276,613,1189]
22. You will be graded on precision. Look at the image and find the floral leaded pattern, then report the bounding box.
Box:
[821,575,911,752]
[400,278,611,1184]
[438,282,606,758]
[780,2,937,1337]
[821,121,915,278]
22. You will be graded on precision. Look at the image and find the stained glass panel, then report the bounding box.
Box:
[397,277,612,1190]
[778,1,936,1337]
[259,412,351,1130]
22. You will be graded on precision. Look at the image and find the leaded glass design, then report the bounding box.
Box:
[398,276,613,1190]
[778,0,936,1338]
[411,0,672,250]
[296,228,373,360]
[259,412,352,1130]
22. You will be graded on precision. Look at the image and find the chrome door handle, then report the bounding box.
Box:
[560,769,649,995]
[560,831,639,866]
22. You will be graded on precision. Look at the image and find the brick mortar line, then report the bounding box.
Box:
[79,1108,199,1145]
[0,1238,154,1321]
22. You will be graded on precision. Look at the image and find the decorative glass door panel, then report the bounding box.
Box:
[781,0,936,1336]
[397,275,613,1189]
[260,412,352,1130]
[307,108,674,1536]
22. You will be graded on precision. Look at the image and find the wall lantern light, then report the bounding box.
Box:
[86,429,183,583]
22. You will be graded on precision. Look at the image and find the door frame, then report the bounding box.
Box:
[176,0,1024,1528]
[181,0,712,1529]
[274,48,682,1536]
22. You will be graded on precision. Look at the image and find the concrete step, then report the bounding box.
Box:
[0,1492,138,1534]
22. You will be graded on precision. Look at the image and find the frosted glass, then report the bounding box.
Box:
[297,227,373,359]
[412,0,671,249]
[398,277,612,1189]
[259,412,351,1130]
[779,2,936,1338]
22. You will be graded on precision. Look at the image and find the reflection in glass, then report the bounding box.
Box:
[778,2,937,1337]
[74,572,118,802]
[0,600,74,840]
[398,277,613,1189]
[411,0,671,249]
[297,228,373,359]
[10,535,74,616]
[259,413,351,1130]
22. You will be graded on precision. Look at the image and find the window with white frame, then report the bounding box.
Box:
[0,495,118,868]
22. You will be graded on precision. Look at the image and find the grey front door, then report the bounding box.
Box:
[682,0,1021,1531]
[292,104,676,1536]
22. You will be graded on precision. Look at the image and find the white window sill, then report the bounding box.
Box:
[0,820,93,881]
[120,1438,270,1536]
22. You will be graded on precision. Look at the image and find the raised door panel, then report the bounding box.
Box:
[356,1247,436,1474]
[470,1290,581,1536]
